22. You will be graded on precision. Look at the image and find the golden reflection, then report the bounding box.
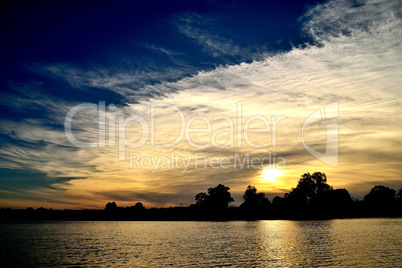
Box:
[259,220,336,266]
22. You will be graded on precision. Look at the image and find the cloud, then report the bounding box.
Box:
[38,63,190,102]
[1,0,401,208]
[174,13,264,61]
[302,0,402,43]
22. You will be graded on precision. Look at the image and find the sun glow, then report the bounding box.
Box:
[260,168,283,183]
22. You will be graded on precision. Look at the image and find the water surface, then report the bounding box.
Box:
[1,218,401,267]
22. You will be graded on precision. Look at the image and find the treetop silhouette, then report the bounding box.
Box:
[194,184,234,209]
[240,185,270,210]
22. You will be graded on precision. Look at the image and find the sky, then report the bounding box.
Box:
[0,0,401,209]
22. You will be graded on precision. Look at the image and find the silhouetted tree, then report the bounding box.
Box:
[195,192,209,207]
[133,202,144,209]
[396,188,402,200]
[396,188,402,209]
[314,188,352,216]
[284,187,309,214]
[364,185,395,204]
[284,172,332,207]
[194,184,234,209]
[105,201,117,211]
[240,186,270,210]
[128,202,145,218]
[272,196,284,207]
[363,185,397,216]
[279,172,339,217]
[294,172,332,201]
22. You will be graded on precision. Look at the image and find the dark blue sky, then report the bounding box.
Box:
[1,0,322,111]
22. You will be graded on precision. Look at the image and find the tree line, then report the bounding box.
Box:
[1,172,401,221]
[186,172,401,219]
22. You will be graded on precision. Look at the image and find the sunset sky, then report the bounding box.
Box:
[1,0,401,209]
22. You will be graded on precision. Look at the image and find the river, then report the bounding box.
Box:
[1,218,401,267]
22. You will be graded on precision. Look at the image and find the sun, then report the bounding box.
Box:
[260,168,283,183]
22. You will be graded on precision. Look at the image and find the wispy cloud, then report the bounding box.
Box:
[1,0,401,208]
[36,63,191,102]
[175,12,266,61]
